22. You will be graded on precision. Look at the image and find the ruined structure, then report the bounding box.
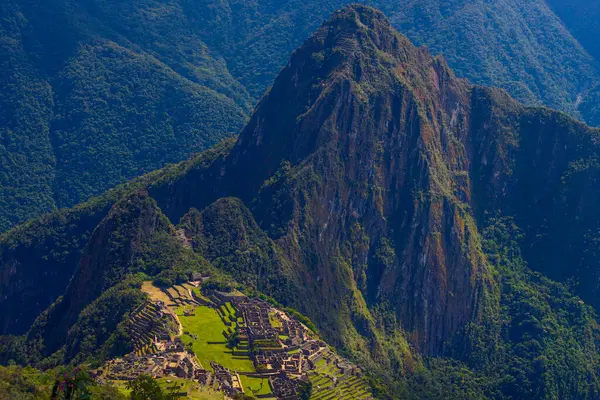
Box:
[128,301,178,356]
[99,283,371,399]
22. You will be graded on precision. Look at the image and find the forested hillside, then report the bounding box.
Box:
[546,0,600,127]
[547,0,600,62]
[0,0,249,232]
[2,6,600,398]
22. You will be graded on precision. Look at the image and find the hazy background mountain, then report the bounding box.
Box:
[0,0,250,232]
[547,0,600,62]
[546,0,600,126]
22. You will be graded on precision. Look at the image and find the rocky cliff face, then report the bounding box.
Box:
[469,87,600,309]
[219,5,497,355]
[0,203,111,335]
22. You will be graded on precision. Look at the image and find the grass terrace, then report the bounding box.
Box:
[308,357,372,400]
[239,376,275,398]
[141,281,171,304]
[195,290,213,305]
[178,305,254,372]
[269,311,282,329]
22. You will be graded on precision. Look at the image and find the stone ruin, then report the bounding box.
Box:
[100,284,372,399]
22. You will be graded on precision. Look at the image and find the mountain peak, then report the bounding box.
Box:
[326,4,391,31]
[312,3,414,61]
[225,5,466,202]
[216,7,486,356]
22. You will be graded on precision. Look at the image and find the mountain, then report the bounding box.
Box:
[0,0,249,232]
[2,0,600,235]
[188,0,600,117]
[546,0,600,127]
[547,0,600,62]
[187,0,600,142]
[2,5,600,399]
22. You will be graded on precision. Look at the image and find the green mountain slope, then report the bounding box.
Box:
[580,85,600,127]
[1,6,600,398]
[546,0,600,62]
[0,0,249,232]
[545,0,600,127]
[376,0,598,113]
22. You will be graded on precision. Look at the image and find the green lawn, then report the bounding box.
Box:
[178,305,255,372]
[240,376,274,397]
[269,311,282,329]
[219,304,230,318]
[156,378,223,400]
[192,288,213,305]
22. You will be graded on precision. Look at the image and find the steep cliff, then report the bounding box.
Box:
[0,202,111,335]
[469,87,600,309]
[220,5,496,356]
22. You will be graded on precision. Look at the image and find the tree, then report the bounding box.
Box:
[227,331,240,349]
[127,374,177,400]
[299,381,313,400]
[50,367,94,400]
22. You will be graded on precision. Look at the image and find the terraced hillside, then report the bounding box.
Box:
[309,356,372,400]
[127,301,178,357]
[163,283,199,308]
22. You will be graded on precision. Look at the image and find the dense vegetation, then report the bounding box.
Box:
[0,365,126,399]
[544,0,600,130]
[0,365,199,399]
[179,198,296,302]
[0,0,248,232]
[547,0,600,62]
[479,217,600,399]
[580,84,600,127]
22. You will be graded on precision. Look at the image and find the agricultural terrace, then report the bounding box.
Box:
[309,357,372,400]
